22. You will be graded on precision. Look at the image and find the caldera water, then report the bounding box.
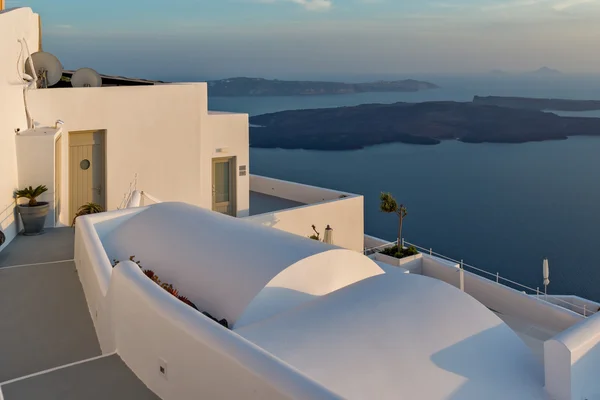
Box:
[209,75,600,301]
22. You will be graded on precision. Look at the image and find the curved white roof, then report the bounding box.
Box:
[235,271,548,400]
[101,202,383,325]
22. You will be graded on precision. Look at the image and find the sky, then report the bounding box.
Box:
[8,0,600,80]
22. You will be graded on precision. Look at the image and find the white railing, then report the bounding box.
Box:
[118,173,138,210]
[140,191,162,206]
[365,238,597,318]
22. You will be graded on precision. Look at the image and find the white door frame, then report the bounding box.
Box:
[212,156,236,216]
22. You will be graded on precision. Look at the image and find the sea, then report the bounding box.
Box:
[208,74,600,301]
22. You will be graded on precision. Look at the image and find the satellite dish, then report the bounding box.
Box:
[71,68,102,88]
[25,51,63,88]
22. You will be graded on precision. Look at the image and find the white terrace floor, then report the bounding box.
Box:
[0,228,159,400]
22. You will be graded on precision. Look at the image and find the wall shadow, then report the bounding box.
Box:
[234,286,317,330]
[430,325,546,399]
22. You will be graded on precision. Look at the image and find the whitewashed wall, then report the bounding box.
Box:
[0,8,40,250]
[111,260,342,400]
[545,312,600,400]
[27,84,250,225]
[201,112,250,217]
[421,255,583,333]
[246,176,364,252]
[15,128,61,227]
[28,84,204,225]
[74,207,344,400]
[244,196,365,252]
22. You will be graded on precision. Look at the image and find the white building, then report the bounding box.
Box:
[1,6,600,400]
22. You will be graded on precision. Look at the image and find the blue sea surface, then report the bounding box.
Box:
[209,75,600,301]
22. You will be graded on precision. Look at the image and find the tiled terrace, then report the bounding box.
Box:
[0,229,159,400]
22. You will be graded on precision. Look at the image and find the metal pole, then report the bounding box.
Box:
[430,248,432,256]
[401,238,405,249]
[459,260,465,292]
[537,287,539,299]
[496,272,499,283]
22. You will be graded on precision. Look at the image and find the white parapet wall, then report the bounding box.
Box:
[421,254,584,334]
[246,176,364,252]
[110,260,342,400]
[545,312,600,400]
[73,203,373,399]
[0,7,41,251]
[250,175,354,204]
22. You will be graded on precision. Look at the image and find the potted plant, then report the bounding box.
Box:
[72,202,104,226]
[379,192,418,260]
[15,185,49,236]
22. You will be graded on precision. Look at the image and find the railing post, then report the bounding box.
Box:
[537,287,540,299]
[459,260,465,292]
[430,248,432,256]
[496,272,499,283]
[401,238,405,249]
[584,305,587,317]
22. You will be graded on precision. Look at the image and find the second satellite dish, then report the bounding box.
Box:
[25,51,63,88]
[71,68,102,88]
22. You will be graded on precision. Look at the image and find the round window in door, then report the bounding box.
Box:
[80,159,91,170]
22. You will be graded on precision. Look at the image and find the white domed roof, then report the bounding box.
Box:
[236,271,547,400]
[101,202,383,325]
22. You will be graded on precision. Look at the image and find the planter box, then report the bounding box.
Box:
[374,252,423,274]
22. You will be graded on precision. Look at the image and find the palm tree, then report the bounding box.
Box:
[380,192,407,248]
[15,185,48,206]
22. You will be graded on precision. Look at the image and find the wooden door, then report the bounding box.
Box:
[69,131,105,221]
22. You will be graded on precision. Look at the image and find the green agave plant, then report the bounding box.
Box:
[72,202,104,226]
[15,185,48,206]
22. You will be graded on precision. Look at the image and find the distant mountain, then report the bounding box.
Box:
[207,77,439,97]
[249,101,600,150]
[488,67,562,76]
[474,96,600,111]
[528,67,562,76]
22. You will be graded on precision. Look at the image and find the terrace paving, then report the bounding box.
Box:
[0,229,159,400]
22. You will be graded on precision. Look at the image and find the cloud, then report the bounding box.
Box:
[290,0,333,10]
[553,0,597,10]
[252,0,332,11]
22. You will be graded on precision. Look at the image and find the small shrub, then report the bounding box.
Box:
[72,202,104,226]
[381,245,419,260]
[178,296,199,310]
[308,224,320,241]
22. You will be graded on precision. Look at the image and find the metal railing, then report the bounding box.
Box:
[365,238,597,318]
[118,173,138,210]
